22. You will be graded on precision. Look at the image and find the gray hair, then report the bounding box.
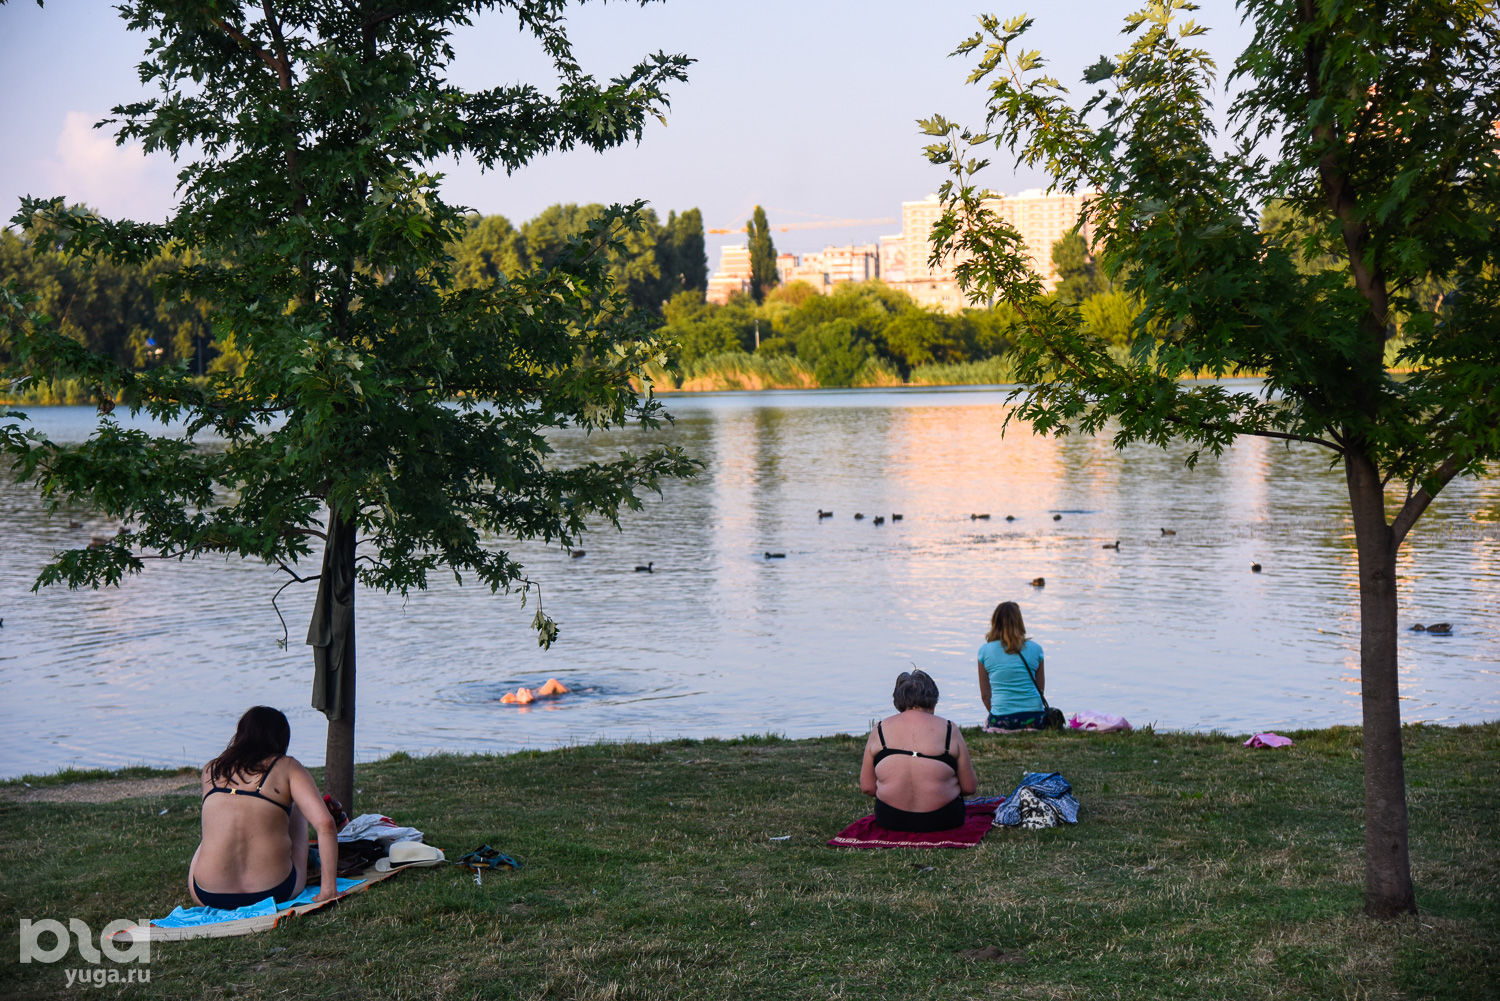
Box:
[892,669,939,712]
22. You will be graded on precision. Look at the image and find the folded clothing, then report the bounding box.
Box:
[337,814,424,845]
[995,772,1079,829]
[154,878,365,928]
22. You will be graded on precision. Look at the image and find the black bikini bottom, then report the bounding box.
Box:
[194,867,298,910]
[875,796,966,832]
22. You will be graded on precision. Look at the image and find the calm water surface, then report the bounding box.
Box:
[2,386,1497,777]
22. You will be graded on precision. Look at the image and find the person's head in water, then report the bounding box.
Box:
[208,706,291,783]
[987,601,1027,654]
[892,669,939,712]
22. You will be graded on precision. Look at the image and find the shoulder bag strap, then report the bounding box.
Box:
[1017,648,1051,711]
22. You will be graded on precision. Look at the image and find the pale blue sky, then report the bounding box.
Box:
[0,1,1255,256]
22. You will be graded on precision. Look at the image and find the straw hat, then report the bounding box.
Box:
[374,841,446,871]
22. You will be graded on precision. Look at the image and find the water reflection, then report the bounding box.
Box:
[2,386,1497,777]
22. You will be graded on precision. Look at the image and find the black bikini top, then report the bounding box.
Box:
[202,755,291,814]
[873,720,959,773]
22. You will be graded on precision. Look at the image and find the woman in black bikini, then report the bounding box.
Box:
[189,706,339,908]
[859,670,978,832]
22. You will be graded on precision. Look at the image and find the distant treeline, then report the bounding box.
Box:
[1,217,215,377]
[11,200,1401,400]
[449,205,708,313]
[650,231,1142,389]
[1,204,708,382]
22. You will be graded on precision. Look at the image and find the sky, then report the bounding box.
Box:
[0,1,1256,260]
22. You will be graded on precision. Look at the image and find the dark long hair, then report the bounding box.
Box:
[206,706,291,785]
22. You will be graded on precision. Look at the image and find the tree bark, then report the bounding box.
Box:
[324,658,355,814]
[1345,446,1417,916]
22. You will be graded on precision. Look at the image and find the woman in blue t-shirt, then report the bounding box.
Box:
[977,601,1046,731]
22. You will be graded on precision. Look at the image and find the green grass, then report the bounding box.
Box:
[907,355,1026,386]
[2,724,1496,1000]
[4,765,198,789]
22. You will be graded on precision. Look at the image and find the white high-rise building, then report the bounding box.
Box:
[893,190,1093,309]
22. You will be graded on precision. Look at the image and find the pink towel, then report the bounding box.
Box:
[1244,733,1294,748]
[1068,710,1131,732]
[827,801,995,849]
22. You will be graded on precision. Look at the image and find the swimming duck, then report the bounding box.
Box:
[891,514,903,522]
[970,513,990,520]
[570,549,586,559]
[1030,577,1045,588]
[764,551,786,559]
[1425,623,1453,635]
[634,562,653,573]
[1251,562,1262,572]
[1102,540,1120,550]
[873,516,886,526]
[1005,515,1015,522]
[817,509,833,519]
[1160,527,1176,536]
[1052,514,1062,521]
[854,513,865,520]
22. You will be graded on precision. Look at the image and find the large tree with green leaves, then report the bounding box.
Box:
[658,207,707,300]
[924,0,1499,917]
[746,205,778,303]
[0,0,697,809]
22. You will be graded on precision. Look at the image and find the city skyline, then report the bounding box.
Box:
[707,188,1092,309]
[0,2,1256,256]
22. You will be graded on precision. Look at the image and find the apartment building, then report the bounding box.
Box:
[705,245,752,304]
[891,189,1092,308]
[779,243,879,291]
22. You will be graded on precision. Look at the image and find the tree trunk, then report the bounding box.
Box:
[324,664,355,813]
[1345,448,1416,916]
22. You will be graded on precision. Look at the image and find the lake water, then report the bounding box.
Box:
[2,386,1497,778]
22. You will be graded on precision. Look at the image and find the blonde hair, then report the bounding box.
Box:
[985,601,1027,654]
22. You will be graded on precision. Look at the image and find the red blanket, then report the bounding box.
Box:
[827,800,996,848]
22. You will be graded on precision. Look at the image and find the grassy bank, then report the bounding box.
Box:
[2,724,1496,1000]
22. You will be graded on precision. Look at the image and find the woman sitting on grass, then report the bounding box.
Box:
[978,601,1047,731]
[859,670,978,832]
[189,706,339,909]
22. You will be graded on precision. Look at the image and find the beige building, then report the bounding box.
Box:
[705,245,752,304]
[779,243,880,291]
[878,234,906,285]
[891,189,1093,308]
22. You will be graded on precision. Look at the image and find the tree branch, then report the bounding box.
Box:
[270,559,319,649]
[209,15,282,79]
[1391,452,1468,548]
[259,0,294,93]
[1298,1,1391,346]
[1159,412,1344,452]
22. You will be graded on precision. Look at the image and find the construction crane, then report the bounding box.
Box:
[706,216,898,235]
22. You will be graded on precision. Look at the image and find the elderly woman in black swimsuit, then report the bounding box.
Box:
[189,706,339,909]
[859,670,978,831]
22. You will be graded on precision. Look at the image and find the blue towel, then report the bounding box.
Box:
[154,878,365,928]
[995,771,1079,827]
